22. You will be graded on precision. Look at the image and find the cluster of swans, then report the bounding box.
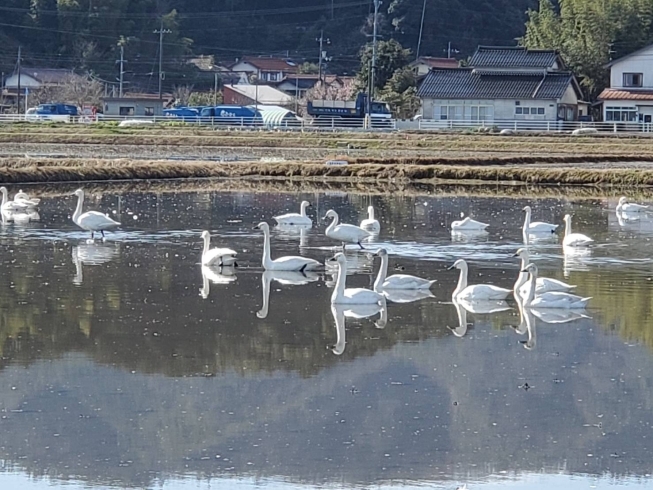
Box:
[1,187,41,223]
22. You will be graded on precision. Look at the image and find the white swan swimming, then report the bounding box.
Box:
[450,258,511,301]
[522,263,591,309]
[617,196,649,213]
[273,200,312,226]
[255,221,321,271]
[72,189,120,240]
[513,248,575,298]
[522,206,558,236]
[256,270,319,318]
[324,209,372,249]
[13,189,40,207]
[0,187,31,212]
[200,230,237,267]
[562,214,593,247]
[360,206,381,233]
[331,252,385,305]
[451,215,489,232]
[373,248,436,291]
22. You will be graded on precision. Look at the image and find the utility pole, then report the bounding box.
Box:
[117,42,126,97]
[367,0,381,119]
[16,46,21,115]
[416,0,427,60]
[154,19,172,100]
[213,72,218,106]
[331,0,334,20]
[448,41,451,59]
[317,30,331,82]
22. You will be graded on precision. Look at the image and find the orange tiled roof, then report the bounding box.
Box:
[599,88,653,100]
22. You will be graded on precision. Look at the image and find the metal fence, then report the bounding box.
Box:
[2,113,653,134]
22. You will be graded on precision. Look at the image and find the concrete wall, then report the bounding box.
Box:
[421,98,558,122]
[103,100,163,116]
[609,45,653,89]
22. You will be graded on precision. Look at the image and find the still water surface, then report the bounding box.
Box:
[1,186,653,489]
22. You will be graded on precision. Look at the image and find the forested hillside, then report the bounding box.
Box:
[0,0,536,92]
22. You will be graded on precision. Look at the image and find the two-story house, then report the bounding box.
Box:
[417,46,586,125]
[599,45,653,123]
[230,57,298,83]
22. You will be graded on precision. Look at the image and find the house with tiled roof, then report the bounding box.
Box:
[4,68,74,91]
[411,56,459,76]
[230,57,298,83]
[417,46,587,125]
[598,44,653,123]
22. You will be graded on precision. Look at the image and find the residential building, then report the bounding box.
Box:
[223,84,293,107]
[410,56,459,76]
[4,68,74,90]
[230,57,298,83]
[101,94,168,117]
[417,46,586,125]
[598,44,653,123]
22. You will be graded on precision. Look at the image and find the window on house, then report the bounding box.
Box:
[605,106,638,122]
[515,107,523,115]
[515,106,546,117]
[623,73,643,87]
[144,107,154,116]
[119,106,134,116]
[537,107,545,115]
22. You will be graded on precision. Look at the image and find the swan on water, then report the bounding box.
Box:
[13,189,40,207]
[513,248,575,298]
[331,252,385,305]
[200,230,237,267]
[449,259,511,301]
[617,196,649,213]
[273,200,312,226]
[451,214,489,232]
[522,206,558,235]
[255,221,321,271]
[373,248,435,291]
[324,209,372,250]
[72,189,120,240]
[562,214,593,247]
[0,187,31,212]
[360,206,381,233]
[522,263,591,309]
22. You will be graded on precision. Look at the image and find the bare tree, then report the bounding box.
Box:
[32,74,103,108]
[296,78,356,116]
[172,84,194,106]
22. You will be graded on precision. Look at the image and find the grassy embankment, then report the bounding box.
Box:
[3,124,653,185]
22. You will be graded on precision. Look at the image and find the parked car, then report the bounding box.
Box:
[28,103,79,122]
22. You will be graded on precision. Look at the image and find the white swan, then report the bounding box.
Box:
[200,230,237,266]
[513,248,575,298]
[13,189,40,207]
[255,221,320,271]
[522,206,558,235]
[324,209,372,249]
[360,206,381,233]
[522,263,591,309]
[373,248,435,291]
[331,252,385,305]
[451,215,488,231]
[450,259,511,301]
[0,187,31,212]
[617,196,649,213]
[273,200,312,226]
[72,189,120,239]
[562,214,593,247]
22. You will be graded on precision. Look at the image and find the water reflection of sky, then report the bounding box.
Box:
[2,187,653,489]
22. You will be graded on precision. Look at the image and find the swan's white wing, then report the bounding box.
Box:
[271,256,321,270]
[382,274,435,290]
[563,233,593,247]
[329,224,372,241]
[274,212,311,225]
[457,284,511,301]
[623,202,649,212]
[528,221,558,233]
[77,211,120,230]
[360,218,380,232]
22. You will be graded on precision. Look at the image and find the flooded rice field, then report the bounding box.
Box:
[1,185,653,489]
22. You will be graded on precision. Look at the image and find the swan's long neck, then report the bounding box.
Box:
[564,218,572,238]
[453,264,468,298]
[522,210,531,244]
[369,207,375,220]
[514,254,530,292]
[0,189,7,207]
[300,202,308,217]
[331,261,348,303]
[374,253,388,292]
[73,193,84,223]
[524,268,538,307]
[326,213,339,234]
[202,234,211,257]
[261,228,273,268]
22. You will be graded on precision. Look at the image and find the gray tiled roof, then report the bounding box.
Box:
[470,46,560,69]
[417,68,574,100]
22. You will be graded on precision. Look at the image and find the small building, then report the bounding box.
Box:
[223,84,293,107]
[230,57,298,83]
[4,68,74,90]
[410,56,459,76]
[417,46,586,125]
[101,94,168,117]
[598,44,653,123]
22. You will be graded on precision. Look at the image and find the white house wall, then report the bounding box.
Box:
[560,85,579,105]
[609,45,653,89]
[422,98,558,121]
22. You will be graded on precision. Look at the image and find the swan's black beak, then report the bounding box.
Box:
[252,225,259,230]
[520,269,529,273]
[512,252,520,257]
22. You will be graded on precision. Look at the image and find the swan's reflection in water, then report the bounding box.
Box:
[325,252,375,287]
[451,229,489,243]
[72,242,120,285]
[257,270,319,319]
[563,245,592,276]
[200,266,237,299]
[450,297,511,338]
[382,288,434,304]
[274,223,311,248]
[330,301,387,355]
[1,209,40,226]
